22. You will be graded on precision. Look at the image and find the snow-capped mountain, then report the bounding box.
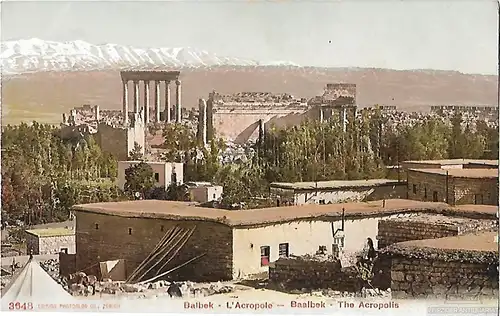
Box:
[1,38,300,74]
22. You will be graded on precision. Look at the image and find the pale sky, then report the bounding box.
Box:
[1,0,499,74]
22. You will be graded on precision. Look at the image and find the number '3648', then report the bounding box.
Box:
[8,302,33,310]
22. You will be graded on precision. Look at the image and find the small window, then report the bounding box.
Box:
[61,248,68,254]
[160,225,165,232]
[260,246,270,266]
[334,237,345,248]
[412,184,417,194]
[171,172,177,183]
[279,243,289,258]
[154,173,160,182]
[128,228,132,235]
[319,199,326,205]
[95,223,99,230]
[213,193,216,199]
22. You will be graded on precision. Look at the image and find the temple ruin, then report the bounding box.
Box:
[120,71,182,125]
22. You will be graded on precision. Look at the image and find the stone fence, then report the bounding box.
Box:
[380,245,498,300]
[269,254,372,292]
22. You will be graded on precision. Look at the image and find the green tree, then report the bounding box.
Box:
[129,142,144,160]
[124,162,155,198]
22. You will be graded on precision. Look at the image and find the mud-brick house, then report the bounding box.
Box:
[270,179,406,206]
[407,168,499,205]
[25,228,75,255]
[72,199,493,282]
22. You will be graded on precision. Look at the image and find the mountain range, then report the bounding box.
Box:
[1,39,497,125]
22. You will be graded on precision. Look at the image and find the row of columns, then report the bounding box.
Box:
[122,79,181,125]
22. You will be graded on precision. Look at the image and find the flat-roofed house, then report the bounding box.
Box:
[401,159,499,171]
[72,199,496,281]
[117,161,184,191]
[407,168,499,205]
[270,179,406,206]
[25,228,76,255]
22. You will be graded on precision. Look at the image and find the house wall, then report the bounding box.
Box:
[407,170,499,205]
[271,184,406,206]
[117,162,184,191]
[189,186,223,203]
[75,212,233,282]
[232,213,415,279]
[95,123,145,161]
[26,234,75,255]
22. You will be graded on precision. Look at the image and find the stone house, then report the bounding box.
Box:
[72,199,492,282]
[117,161,184,191]
[25,228,76,255]
[270,179,406,206]
[407,168,499,205]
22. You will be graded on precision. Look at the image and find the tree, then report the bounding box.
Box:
[129,142,144,160]
[124,162,155,198]
[166,183,189,201]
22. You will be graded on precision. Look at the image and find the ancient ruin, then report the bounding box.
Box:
[120,71,182,125]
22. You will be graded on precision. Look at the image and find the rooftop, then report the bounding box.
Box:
[395,231,498,252]
[25,227,75,237]
[408,168,498,179]
[72,199,497,228]
[270,179,402,190]
[402,159,499,166]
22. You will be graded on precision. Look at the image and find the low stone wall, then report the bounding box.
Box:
[381,245,499,300]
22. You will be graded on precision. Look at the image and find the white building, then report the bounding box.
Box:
[117,161,184,191]
[186,182,224,203]
[25,228,76,255]
[270,179,406,206]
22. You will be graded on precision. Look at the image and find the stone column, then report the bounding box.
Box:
[122,80,129,125]
[133,80,140,113]
[154,81,161,122]
[165,81,171,122]
[144,80,150,124]
[175,80,182,123]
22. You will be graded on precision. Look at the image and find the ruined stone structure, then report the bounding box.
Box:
[308,83,357,133]
[380,232,498,300]
[406,168,499,205]
[120,71,182,125]
[95,117,146,161]
[200,83,359,143]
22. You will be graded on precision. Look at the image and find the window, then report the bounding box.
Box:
[128,228,132,235]
[474,194,483,205]
[432,191,438,202]
[213,193,216,199]
[424,187,427,199]
[95,223,99,230]
[171,172,177,183]
[333,236,345,248]
[61,248,68,254]
[278,243,289,258]
[154,173,160,182]
[260,246,270,266]
[160,225,165,232]
[412,184,417,194]
[319,199,326,205]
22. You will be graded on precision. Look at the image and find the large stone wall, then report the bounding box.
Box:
[96,123,145,161]
[383,246,499,300]
[377,215,497,249]
[75,211,233,282]
[407,170,499,205]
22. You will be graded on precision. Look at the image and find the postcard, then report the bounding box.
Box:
[1,0,498,315]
